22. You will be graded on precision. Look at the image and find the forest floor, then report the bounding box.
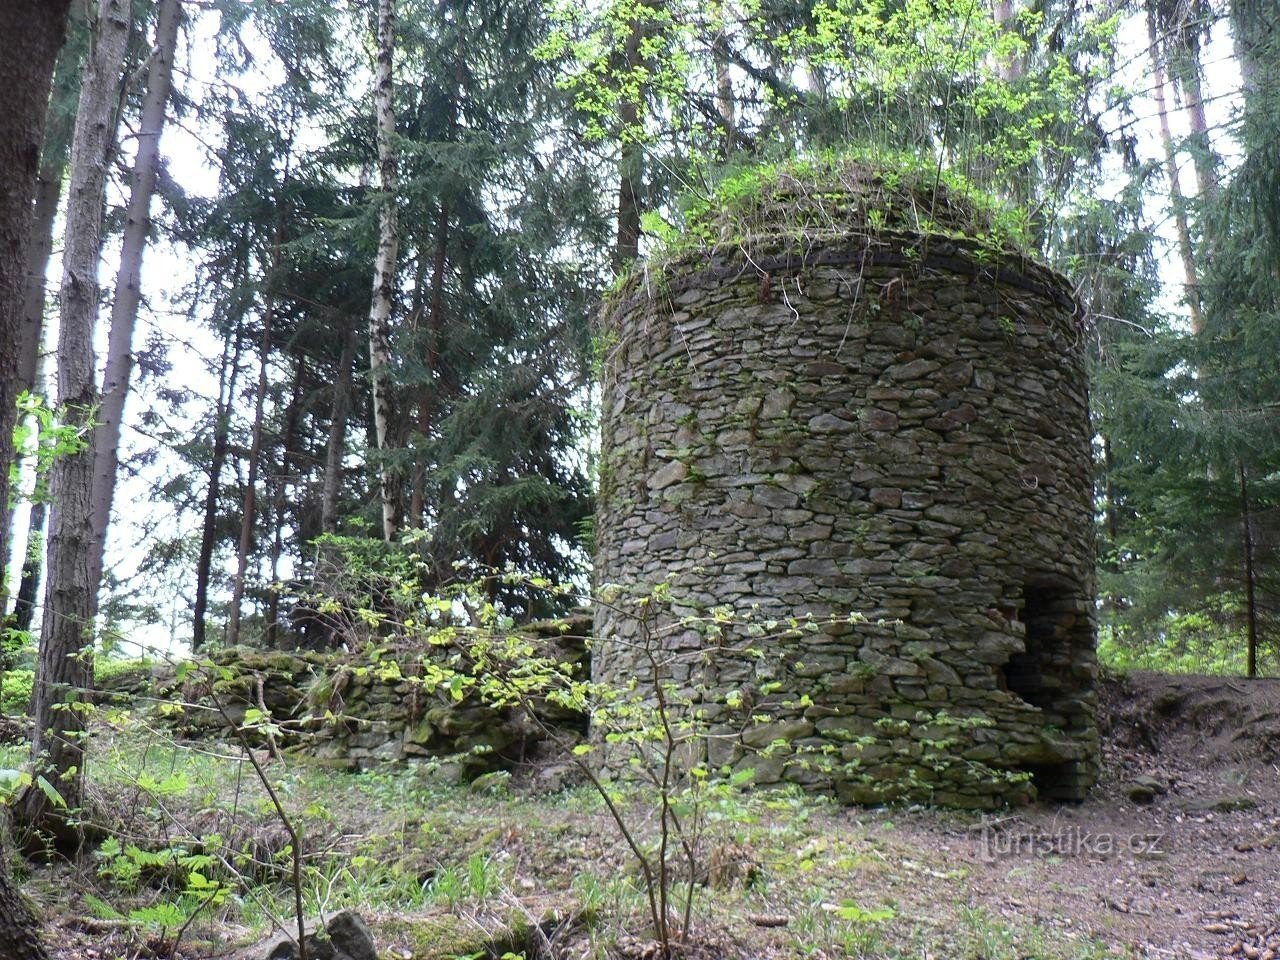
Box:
[11,668,1280,960]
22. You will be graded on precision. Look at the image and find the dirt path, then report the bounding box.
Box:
[872,671,1280,959]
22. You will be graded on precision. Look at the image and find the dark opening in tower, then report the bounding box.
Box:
[1003,585,1056,709]
[1002,580,1089,800]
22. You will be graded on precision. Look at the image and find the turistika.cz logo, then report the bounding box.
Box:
[979,826,1164,862]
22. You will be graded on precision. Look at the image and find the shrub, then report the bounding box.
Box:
[1,669,34,715]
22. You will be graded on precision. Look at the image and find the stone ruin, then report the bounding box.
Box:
[592,162,1099,808]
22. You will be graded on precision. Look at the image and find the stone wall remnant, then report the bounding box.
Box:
[593,162,1098,807]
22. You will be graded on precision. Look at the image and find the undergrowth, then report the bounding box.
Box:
[8,718,1117,960]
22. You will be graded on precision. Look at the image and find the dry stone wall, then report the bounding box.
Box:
[594,190,1099,807]
[135,620,589,780]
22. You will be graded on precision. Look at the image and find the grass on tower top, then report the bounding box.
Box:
[628,148,1038,288]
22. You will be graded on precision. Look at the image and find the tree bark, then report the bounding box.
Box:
[612,1,660,271]
[13,351,52,635]
[2,27,79,621]
[1170,0,1217,203]
[87,0,182,612]
[16,177,61,412]
[22,0,131,852]
[0,2,72,952]
[226,286,277,648]
[193,317,245,650]
[614,18,644,271]
[1239,462,1259,679]
[14,25,80,407]
[12,502,47,636]
[409,201,450,529]
[1146,4,1203,334]
[0,0,72,636]
[0,834,47,960]
[2,166,63,620]
[368,0,401,542]
[321,316,357,534]
[993,0,1027,81]
[265,355,306,648]
[712,24,736,156]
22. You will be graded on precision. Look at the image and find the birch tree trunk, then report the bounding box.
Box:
[87,0,182,607]
[22,0,131,851]
[368,0,401,542]
[0,0,72,630]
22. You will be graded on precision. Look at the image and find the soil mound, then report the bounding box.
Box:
[1099,669,1280,766]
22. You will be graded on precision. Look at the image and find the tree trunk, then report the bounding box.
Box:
[0,838,47,960]
[1146,4,1203,334]
[321,316,357,534]
[613,4,654,271]
[13,351,52,635]
[0,0,72,633]
[193,318,245,651]
[265,355,306,648]
[368,0,401,542]
[15,24,80,406]
[3,30,79,621]
[993,0,1027,81]
[713,28,736,156]
[2,168,62,619]
[614,79,642,267]
[12,502,47,636]
[1170,0,1217,203]
[409,206,451,528]
[0,2,72,952]
[87,0,182,610]
[410,28,465,531]
[1239,462,1259,679]
[1234,3,1259,98]
[16,176,61,408]
[226,290,277,648]
[22,0,131,852]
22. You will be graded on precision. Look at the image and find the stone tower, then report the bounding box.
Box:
[593,161,1098,807]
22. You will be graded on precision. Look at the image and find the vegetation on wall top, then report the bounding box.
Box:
[635,149,1038,274]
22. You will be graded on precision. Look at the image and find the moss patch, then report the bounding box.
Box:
[623,149,1036,297]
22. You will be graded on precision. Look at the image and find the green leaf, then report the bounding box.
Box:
[129,902,186,931]
[837,900,896,923]
[36,775,67,809]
